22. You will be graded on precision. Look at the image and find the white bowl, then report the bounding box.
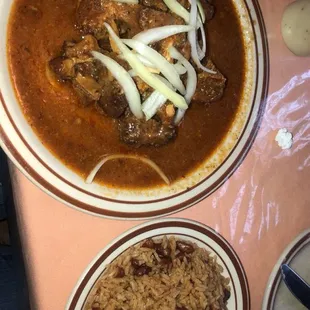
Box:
[0,0,269,218]
[66,218,250,310]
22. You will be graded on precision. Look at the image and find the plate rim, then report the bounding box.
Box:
[66,218,251,310]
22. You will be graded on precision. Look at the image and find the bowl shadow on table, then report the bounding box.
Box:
[0,148,31,310]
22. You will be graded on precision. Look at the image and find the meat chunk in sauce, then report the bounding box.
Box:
[73,73,101,101]
[139,8,183,29]
[49,35,99,75]
[49,56,75,81]
[72,79,97,106]
[119,110,176,147]
[64,35,99,59]
[193,60,227,103]
[77,0,142,39]
[141,0,168,12]
[204,2,215,21]
[74,61,101,79]
[157,33,191,60]
[97,80,128,118]
[156,104,176,125]
[49,35,129,113]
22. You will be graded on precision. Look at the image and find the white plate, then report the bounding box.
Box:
[0,0,269,218]
[262,229,310,310]
[66,218,250,310]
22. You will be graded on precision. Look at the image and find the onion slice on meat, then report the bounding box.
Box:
[120,54,156,68]
[105,23,188,110]
[142,91,167,121]
[163,0,205,26]
[129,62,186,77]
[142,76,174,120]
[133,25,194,45]
[197,21,207,60]
[188,0,215,74]
[86,155,170,185]
[174,61,187,75]
[189,0,206,23]
[128,67,160,77]
[136,54,156,68]
[169,46,197,124]
[91,51,143,119]
[163,0,190,23]
[161,0,210,66]
[122,39,186,95]
[169,47,197,103]
[128,69,136,77]
[197,0,206,23]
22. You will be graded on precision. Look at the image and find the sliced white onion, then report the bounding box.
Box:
[128,69,136,77]
[119,54,156,68]
[163,0,190,23]
[156,75,175,88]
[91,51,143,119]
[169,47,197,104]
[142,76,174,120]
[195,15,206,60]
[133,25,194,45]
[174,61,187,75]
[197,43,204,61]
[112,0,138,3]
[188,0,215,74]
[104,23,188,110]
[189,0,206,23]
[142,92,167,121]
[174,109,185,125]
[169,46,197,124]
[197,1,206,23]
[86,155,170,185]
[197,20,207,60]
[162,0,204,28]
[128,67,160,77]
[133,54,157,68]
[122,39,186,95]
[161,0,208,64]
[130,62,186,77]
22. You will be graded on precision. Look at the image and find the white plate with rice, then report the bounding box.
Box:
[66,218,250,310]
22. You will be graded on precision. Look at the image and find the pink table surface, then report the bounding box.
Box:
[9,0,310,309]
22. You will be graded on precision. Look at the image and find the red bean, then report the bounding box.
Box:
[131,258,141,268]
[133,265,152,276]
[142,238,155,249]
[155,243,171,258]
[176,241,194,254]
[91,302,100,310]
[114,266,125,278]
[176,252,191,263]
[160,257,172,266]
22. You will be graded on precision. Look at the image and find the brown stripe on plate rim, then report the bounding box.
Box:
[266,232,310,309]
[68,221,250,310]
[0,0,269,218]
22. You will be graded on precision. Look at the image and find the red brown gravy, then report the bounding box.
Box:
[7,0,245,189]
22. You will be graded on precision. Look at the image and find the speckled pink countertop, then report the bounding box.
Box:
[9,0,310,309]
